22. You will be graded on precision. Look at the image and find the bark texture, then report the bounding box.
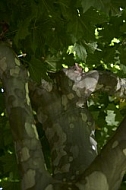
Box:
[29,71,97,182]
[0,43,126,190]
[0,42,52,190]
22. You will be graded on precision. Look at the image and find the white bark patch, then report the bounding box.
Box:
[76,100,84,108]
[27,71,30,77]
[69,123,74,129]
[67,93,74,99]
[37,108,48,123]
[45,184,53,190]
[32,124,39,139]
[45,127,55,141]
[69,156,73,162]
[22,139,38,149]
[21,147,30,161]
[71,175,75,180]
[87,121,92,127]
[116,78,121,90]
[72,85,81,97]
[76,77,98,92]
[46,123,67,143]
[23,169,35,190]
[63,178,66,182]
[123,148,126,156]
[41,79,52,92]
[90,136,97,152]
[112,141,118,149]
[53,146,67,168]
[96,83,103,90]
[61,163,70,172]
[81,113,87,122]
[10,66,20,76]
[25,122,34,138]
[62,95,68,110]
[68,187,72,190]
[120,78,126,96]
[15,57,20,66]
[63,68,81,81]
[68,80,73,86]
[76,171,108,190]
[25,82,30,105]
[115,77,126,97]
[47,123,67,167]
[72,70,99,96]
[0,57,7,74]
[25,122,38,139]
[76,76,82,81]
[53,123,67,142]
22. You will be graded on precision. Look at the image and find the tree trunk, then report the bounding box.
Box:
[29,71,97,182]
[0,42,52,190]
[0,42,126,190]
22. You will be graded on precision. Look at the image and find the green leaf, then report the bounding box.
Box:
[73,43,87,62]
[45,55,61,70]
[1,180,20,190]
[14,17,31,45]
[0,153,17,174]
[105,110,118,126]
[83,8,108,24]
[111,0,126,15]
[81,0,111,14]
[120,64,126,74]
[120,23,126,33]
[67,16,85,42]
[4,128,13,146]
[86,42,100,54]
[29,56,48,83]
[81,0,95,13]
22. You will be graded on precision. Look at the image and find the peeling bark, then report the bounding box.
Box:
[29,65,126,190]
[29,72,97,181]
[0,42,52,190]
[1,43,126,190]
[75,116,126,190]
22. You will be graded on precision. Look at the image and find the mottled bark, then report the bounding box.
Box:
[29,65,126,190]
[1,43,126,190]
[0,42,52,190]
[75,116,126,190]
[29,71,97,182]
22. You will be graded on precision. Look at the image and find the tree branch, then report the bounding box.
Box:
[75,116,126,190]
[63,64,126,99]
[29,71,98,181]
[0,42,52,190]
[29,66,126,189]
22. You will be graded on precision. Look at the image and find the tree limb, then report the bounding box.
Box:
[75,116,126,190]
[0,42,52,190]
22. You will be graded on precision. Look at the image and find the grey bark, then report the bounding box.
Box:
[0,43,126,190]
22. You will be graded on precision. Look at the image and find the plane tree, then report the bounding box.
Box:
[0,0,126,190]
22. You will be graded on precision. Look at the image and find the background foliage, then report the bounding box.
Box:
[0,0,126,189]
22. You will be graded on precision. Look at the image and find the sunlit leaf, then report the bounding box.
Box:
[72,43,87,62]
